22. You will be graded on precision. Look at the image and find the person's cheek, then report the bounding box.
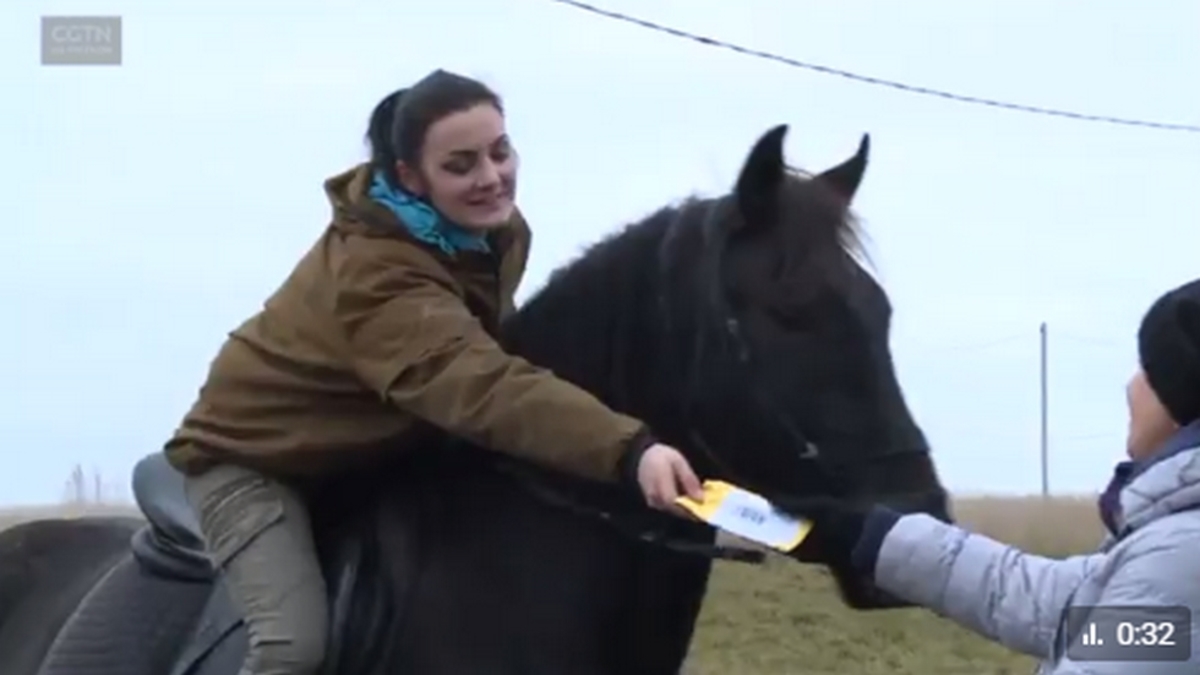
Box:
[433,176,469,214]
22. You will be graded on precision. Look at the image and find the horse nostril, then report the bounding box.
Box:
[874,492,953,524]
[924,507,954,525]
[924,492,954,524]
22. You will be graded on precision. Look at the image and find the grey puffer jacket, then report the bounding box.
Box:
[870,422,1200,674]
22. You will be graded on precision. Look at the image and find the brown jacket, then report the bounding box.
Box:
[163,163,648,483]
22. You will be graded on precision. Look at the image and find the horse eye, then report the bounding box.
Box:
[768,302,818,331]
[724,284,750,311]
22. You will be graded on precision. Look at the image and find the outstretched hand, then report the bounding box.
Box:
[767,495,871,565]
[770,494,917,611]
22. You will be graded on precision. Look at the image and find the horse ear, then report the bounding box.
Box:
[734,124,789,225]
[1174,296,1200,344]
[815,134,870,203]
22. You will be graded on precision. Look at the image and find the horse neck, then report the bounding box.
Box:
[498,217,676,417]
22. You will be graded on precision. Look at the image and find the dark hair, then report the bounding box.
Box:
[366,69,504,188]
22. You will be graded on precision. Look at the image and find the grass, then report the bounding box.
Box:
[0,495,1103,674]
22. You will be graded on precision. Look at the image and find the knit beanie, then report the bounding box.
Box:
[1138,278,1200,425]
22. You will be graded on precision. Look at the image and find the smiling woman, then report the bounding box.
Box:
[368,70,519,233]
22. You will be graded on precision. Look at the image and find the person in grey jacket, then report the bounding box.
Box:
[772,277,1200,674]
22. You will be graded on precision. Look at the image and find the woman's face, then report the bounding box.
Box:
[1126,369,1178,461]
[396,103,518,230]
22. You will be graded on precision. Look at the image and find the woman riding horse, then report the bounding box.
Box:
[162,69,704,675]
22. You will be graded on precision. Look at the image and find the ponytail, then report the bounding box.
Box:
[365,88,408,188]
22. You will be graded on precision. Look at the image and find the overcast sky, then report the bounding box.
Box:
[2,0,1198,504]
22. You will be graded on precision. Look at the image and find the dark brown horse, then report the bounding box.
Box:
[0,125,951,675]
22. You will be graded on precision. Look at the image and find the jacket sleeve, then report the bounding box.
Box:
[333,242,649,483]
[871,513,1103,659]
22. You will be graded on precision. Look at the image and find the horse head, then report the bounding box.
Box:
[646,125,952,604]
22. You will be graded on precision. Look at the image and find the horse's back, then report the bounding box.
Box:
[0,515,141,675]
[0,452,402,675]
[0,453,231,675]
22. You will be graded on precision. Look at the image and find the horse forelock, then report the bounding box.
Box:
[778,170,873,280]
[663,176,874,344]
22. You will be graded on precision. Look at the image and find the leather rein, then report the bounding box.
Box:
[494,199,783,565]
[496,197,929,565]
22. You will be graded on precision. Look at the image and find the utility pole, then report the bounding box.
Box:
[1040,322,1049,497]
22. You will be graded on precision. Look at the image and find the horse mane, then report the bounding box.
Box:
[499,199,688,415]
[499,170,870,421]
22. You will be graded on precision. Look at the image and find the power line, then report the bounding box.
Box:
[904,333,1028,354]
[1056,332,1126,350]
[549,0,1200,134]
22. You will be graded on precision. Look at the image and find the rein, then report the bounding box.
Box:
[487,199,773,565]
[497,194,933,567]
[495,196,920,563]
[493,461,765,563]
[495,199,809,564]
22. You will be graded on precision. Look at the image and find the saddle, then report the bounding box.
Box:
[36,454,395,675]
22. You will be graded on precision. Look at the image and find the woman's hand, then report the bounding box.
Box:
[636,443,704,515]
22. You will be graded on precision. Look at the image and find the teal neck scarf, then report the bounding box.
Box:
[367,170,490,255]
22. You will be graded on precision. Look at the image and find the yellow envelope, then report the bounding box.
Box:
[675,480,813,553]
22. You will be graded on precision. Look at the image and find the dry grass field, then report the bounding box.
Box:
[0,495,1103,674]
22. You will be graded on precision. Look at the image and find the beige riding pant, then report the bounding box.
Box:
[184,463,328,675]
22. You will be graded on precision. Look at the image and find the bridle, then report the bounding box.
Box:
[657,197,823,490]
[496,198,818,564]
[495,196,913,564]
[491,199,778,565]
[672,197,929,492]
[681,314,824,496]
